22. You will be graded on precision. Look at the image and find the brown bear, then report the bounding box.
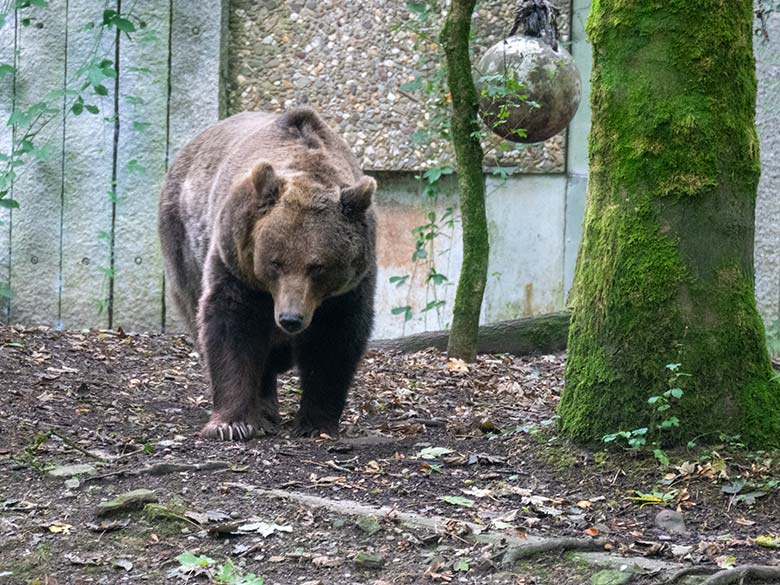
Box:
[158,108,376,440]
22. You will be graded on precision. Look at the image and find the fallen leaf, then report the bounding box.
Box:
[113,559,133,571]
[45,521,73,534]
[416,446,454,460]
[447,358,469,373]
[735,518,756,526]
[584,527,600,536]
[756,535,780,548]
[440,496,475,508]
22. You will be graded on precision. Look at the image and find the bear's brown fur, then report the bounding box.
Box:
[159,108,376,440]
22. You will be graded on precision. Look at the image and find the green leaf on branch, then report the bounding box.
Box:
[391,305,413,321]
[0,198,20,209]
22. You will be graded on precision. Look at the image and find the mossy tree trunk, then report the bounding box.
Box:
[558,0,780,447]
[440,0,489,363]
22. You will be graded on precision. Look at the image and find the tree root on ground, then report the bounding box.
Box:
[699,566,780,585]
[664,564,780,585]
[224,483,678,574]
[501,537,609,564]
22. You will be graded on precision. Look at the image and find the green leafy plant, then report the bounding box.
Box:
[602,363,691,465]
[175,552,264,585]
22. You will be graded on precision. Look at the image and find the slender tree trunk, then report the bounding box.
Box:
[558,1,780,447]
[440,0,489,362]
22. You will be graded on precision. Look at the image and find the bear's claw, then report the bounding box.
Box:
[201,420,256,442]
[292,417,339,438]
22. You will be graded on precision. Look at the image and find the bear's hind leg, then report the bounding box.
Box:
[292,288,371,437]
[255,345,292,434]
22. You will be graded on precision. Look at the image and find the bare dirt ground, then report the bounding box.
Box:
[1,324,779,585]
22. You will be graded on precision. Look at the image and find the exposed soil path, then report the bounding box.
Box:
[0,325,778,584]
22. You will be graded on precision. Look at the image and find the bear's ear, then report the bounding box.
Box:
[250,162,282,206]
[339,176,376,215]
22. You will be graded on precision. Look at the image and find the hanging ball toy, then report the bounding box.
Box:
[477,0,582,144]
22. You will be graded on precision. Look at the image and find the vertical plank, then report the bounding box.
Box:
[59,1,116,329]
[9,3,67,327]
[754,12,780,325]
[0,10,15,322]
[112,3,170,331]
[164,0,227,333]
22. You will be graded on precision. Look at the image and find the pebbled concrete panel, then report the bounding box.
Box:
[9,6,66,327]
[0,11,15,322]
[59,1,117,329]
[112,4,170,332]
[754,12,780,325]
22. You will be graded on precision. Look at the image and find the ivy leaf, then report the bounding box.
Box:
[126,159,145,174]
[388,275,409,287]
[85,104,99,115]
[7,110,31,127]
[114,17,135,33]
[400,78,422,92]
[453,559,470,572]
[175,551,215,569]
[0,64,15,79]
[0,198,19,209]
[391,305,412,321]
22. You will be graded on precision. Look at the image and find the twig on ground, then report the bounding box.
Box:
[48,429,110,462]
[84,460,230,482]
[302,459,354,473]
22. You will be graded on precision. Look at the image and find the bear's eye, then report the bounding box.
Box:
[307,263,325,276]
[270,260,284,272]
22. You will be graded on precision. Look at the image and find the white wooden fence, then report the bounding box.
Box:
[0,0,224,332]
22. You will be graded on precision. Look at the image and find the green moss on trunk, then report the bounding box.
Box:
[558,0,780,447]
[441,0,489,362]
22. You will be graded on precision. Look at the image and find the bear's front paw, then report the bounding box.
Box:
[200,418,257,442]
[292,415,339,439]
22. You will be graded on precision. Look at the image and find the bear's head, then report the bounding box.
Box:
[219,161,376,335]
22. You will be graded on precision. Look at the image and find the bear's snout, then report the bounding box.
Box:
[278,312,305,334]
